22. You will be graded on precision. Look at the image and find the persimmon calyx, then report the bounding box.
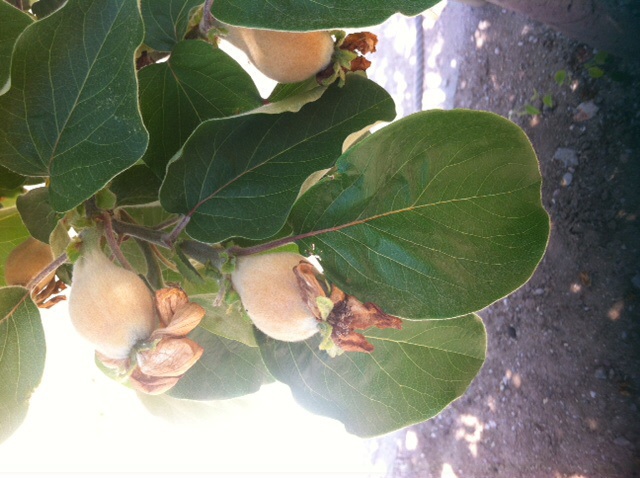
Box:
[96,286,205,395]
[293,261,402,355]
[317,31,379,86]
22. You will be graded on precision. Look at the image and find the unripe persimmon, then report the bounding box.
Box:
[222,26,334,83]
[69,248,156,359]
[4,237,55,287]
[231,252,320,342]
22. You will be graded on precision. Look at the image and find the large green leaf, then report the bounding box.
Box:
[258,314,486,437]
[290,110,550,319]
[160,75,396,243]
[167,325,271,400]
[192,294,257,347]
[16,187,62,244]
[30,0,67,18]
[138,40,262,177]
[110,164,162,206]
[0,165,25,196]
[212,0,441,30]
[0,0,148,212]
[0,287,45,444]
[0,207,30,287]
[140,0,202,52]
[0,1,33,94]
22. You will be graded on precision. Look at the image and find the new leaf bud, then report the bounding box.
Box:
[231,252,319,342]
[222,26,334,84]
[69,248,156,359]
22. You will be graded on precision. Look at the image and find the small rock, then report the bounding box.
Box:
[594,367,607,380]
[574,101,599,122]
[561,172,573,187]
[613,436,632,448]
[533,288,545,296]
[590,391,597,399]
[553,148,579,168]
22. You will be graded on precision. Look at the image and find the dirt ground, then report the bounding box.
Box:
[369,2,640,477]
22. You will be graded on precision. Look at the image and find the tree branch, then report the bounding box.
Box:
[111,219,169,248]
[26,252,69,293]
[102,212,134,271]
[200,0,215,36]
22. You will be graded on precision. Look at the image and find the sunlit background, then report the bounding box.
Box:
[0,2,457,475]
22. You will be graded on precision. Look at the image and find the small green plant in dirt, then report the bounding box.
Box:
[516,88,554,117]
[585,51,609,79]
[0,0,549,441]
[555,69,568,86]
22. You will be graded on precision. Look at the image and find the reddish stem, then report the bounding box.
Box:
[102,212,134,271]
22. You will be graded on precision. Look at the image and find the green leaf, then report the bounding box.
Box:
[16,187,62,244]
[0,0,148,212]
[267,78,321,104]
[110,164,162,206]
[30,0,67,18]
[554,69,567,86]
[0,286,45,444]
[0,1,33,94]
[588,66,605,79]
[192,294,257,347]
[0,207,30,287]
[0,165,25,195]
[138,40,262,177]
[174,244,205,284]
[593,50,609,66]
[140,0,202,51]
[524,104,541,116]
[542,94,554,108]
[258,314,486,437]
[121,203,177,229]
[212,0,441,30]
[160,75,396,243]
[290,110,550,319]
[258,84,327,115]
[166,325,271,400]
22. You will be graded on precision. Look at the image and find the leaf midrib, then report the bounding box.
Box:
[189,92,392,215]
[48,0,126,170]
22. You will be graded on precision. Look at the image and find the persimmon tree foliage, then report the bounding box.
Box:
[0,0,550,441]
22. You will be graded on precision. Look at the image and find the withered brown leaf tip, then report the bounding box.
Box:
[294,262,402,354]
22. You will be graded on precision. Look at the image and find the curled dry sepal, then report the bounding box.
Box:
[318,31,379,86]
[98,287,205,395]
[32,277,67,309]
[294,261,402,356]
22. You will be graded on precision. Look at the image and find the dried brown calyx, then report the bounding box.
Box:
[32,278,67,309]
[97,286,205,395]
[294,261,402,356]
[317,31,378,86]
